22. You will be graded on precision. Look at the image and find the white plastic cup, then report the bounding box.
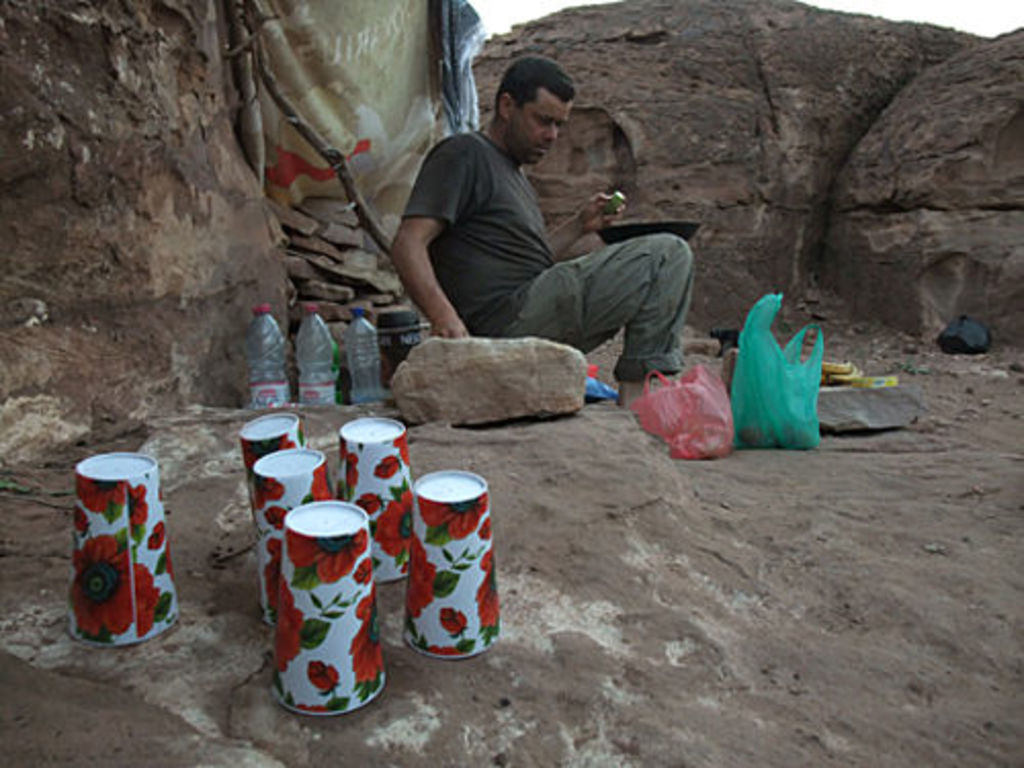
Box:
[239,413,306,480]
[404,470,499,659]
[272,501,385,715]
[337,418,413,583]
[252,449,331,624]
[70,453,178,646]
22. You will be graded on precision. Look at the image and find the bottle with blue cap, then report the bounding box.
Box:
[345,307,386,403]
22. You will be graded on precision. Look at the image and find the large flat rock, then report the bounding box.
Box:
[818,384,927,432]
[391,337,588,425]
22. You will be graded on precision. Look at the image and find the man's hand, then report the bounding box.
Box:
[430,312,470,339]
[549,190,628,260]
[579,191,627,234]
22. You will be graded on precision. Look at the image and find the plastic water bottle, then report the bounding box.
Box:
[345,308,386,404]
[296,304,338,405]
[245,303,289,408]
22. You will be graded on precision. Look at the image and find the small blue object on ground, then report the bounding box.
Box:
[585,376,618,402]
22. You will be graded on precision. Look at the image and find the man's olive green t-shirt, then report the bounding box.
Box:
[402,131,554,335]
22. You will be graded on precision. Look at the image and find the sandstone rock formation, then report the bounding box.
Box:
[3,352,1022,764]
[475,0,976,330]
[0,1,283,462]
[824,30,1024,341]
[391,337,587,424]
[1,0,1017,464]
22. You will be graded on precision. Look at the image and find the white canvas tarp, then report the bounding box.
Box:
[258,0,441,221]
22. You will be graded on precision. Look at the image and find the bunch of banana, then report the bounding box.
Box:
[821,360,863,386]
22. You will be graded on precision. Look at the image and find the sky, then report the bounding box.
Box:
[470,0,1024,39]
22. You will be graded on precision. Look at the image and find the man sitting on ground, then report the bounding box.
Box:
[391,56,694,405]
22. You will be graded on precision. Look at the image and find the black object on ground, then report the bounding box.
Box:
[710,328,740,356]
[598,220,700,244]
[937,315,991,355]
[377,307,423,386]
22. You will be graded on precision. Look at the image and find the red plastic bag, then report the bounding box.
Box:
[630,365,734,459]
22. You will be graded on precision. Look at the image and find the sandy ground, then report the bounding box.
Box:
[0,329,1021,767]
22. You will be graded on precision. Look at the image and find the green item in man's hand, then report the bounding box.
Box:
[603,190,626,214]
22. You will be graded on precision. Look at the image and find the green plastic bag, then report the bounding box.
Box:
[731,293,824,449]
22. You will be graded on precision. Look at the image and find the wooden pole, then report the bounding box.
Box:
[244,0,394,255]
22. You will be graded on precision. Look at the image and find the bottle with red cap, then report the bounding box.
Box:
[295,303,338,405]
[244,303,289,408]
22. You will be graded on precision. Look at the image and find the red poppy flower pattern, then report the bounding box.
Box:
[355,493,381,516]
[419,493,488,540]
[76,475,125,517]
[308,660,339,693]
[354,557,373,584]
[133,562,161,637]
[310,463,331,501]
[405,537,436,618]
[440,607,467,637]
[265,506,287,530]
[476,550,500,631]
[128,483,148,528]
[265,537,282,613]
[288,527,368,584]
[275,583,304,672]
[147,521,165,549]
[430,644,466,656]
[71,535,133,639]
[373,455,400,480]
[337,445,359,499]
[242,434,297,474]
[393,436,410,465]
[253,474,285,509]
[375,490,412,559]
[74,508,88,534]
[350,588,383,684]
[479,517,491,540]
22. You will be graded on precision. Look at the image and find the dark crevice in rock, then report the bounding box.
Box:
[836,202,1024,215]
[810,35,986,289]
[742,29,778,136]
[624,29,670,45]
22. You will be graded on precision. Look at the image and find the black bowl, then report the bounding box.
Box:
[598,220,700,244]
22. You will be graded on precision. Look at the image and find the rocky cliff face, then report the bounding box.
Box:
[0,1,283,460]
[825,30,1024,340]
[1,0,1019,461]
[474,0,981,330]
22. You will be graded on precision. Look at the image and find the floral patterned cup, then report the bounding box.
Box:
[272,501,385,715]
[70,453,178,646]
[404,471,499,659]
[336,418,413,584]
[252,448,331,624]
[239,413,306,489]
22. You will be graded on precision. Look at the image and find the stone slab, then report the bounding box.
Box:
[266,198,320,237]
[391,337,587,425]
[818,384,927,433]
[294,278,356,303]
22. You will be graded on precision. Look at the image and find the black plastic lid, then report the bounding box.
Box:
[376,307,420,329]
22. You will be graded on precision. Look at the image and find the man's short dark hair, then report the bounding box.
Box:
[494,56,575,110]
